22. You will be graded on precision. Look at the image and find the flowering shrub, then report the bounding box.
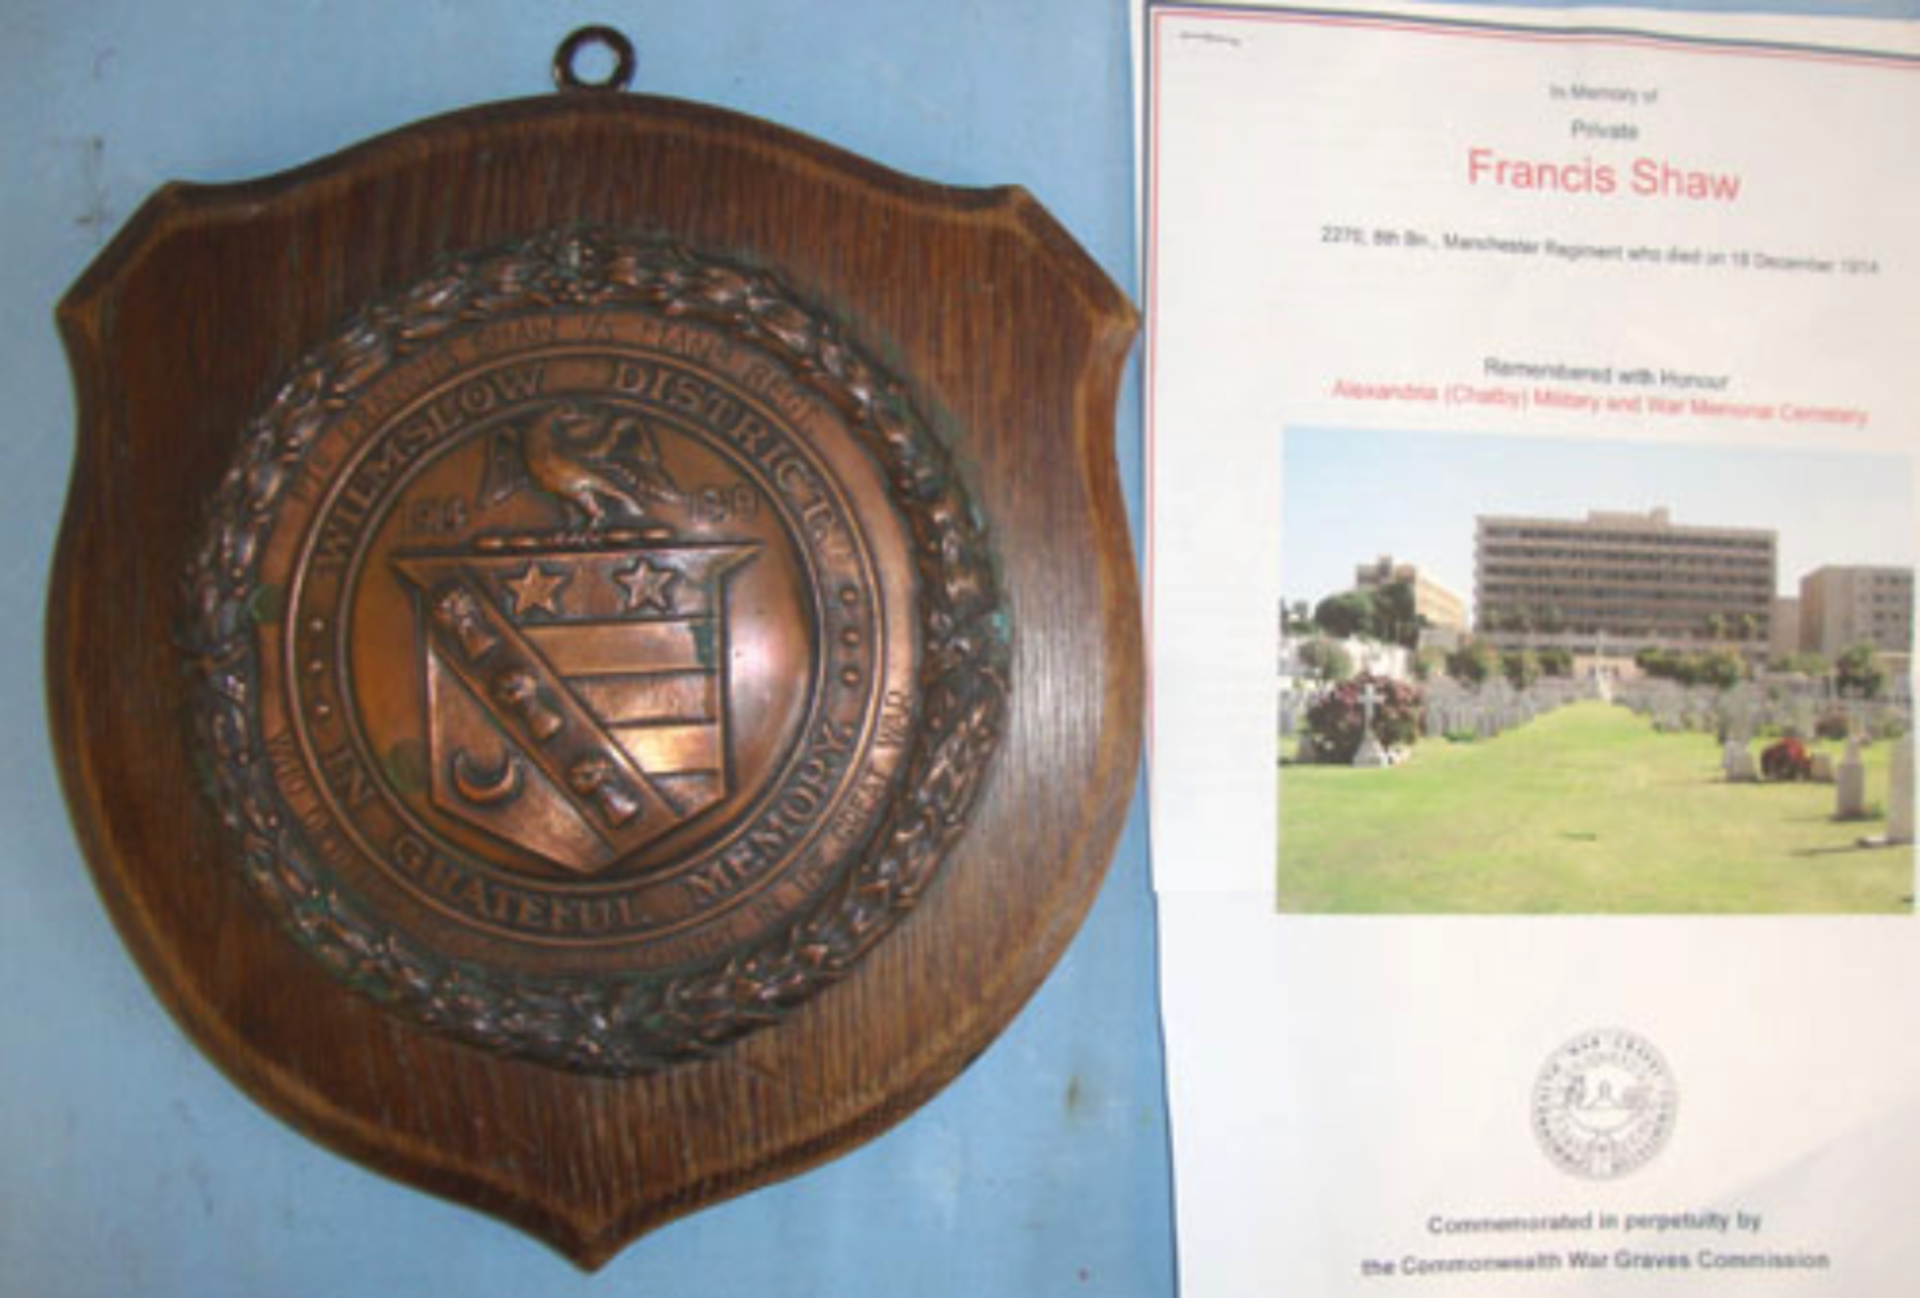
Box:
[1304,673,1422,764]
[1760,736,1812,782]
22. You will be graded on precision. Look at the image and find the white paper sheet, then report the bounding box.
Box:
[1139,4,1920,1293]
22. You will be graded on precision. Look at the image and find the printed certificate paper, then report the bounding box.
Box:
[1140,4,1920,1294]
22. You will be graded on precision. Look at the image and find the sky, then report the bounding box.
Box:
[1280,427,1916,612]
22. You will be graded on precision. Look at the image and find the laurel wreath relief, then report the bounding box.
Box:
[184,228,1009,1074]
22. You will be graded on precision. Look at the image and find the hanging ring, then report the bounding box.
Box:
[553,26,636,93]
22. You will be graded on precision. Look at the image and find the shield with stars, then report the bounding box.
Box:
[393,532,757,874]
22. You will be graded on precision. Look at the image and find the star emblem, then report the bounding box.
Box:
[615,558,678,612]
[502,562,569,617]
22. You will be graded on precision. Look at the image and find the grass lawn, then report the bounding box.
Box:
[1277,700,1912,914]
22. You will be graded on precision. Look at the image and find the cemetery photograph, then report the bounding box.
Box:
[1276,427,1916,913]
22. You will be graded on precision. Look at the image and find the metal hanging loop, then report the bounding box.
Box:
[553,26,636,93]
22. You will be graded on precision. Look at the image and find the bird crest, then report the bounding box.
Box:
[481,401,685,532]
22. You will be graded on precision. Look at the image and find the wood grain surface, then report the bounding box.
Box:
[48,89,1139,1267]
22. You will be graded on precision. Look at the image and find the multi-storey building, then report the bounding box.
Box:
[1475,507,1775,653]
[1353,555,1468,632]
[1769,597,1801,660]
[1798,565,1914,658]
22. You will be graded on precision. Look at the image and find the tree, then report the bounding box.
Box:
[1636,646,1742,688]
[1636,646,1675,678]
[1696,649,1745,690]
[1313,589,1375,640]
[1537,646,1574,677]
[1535,605,1566,635]
[1501,648,1541,689]
[1735,611,1761,643]
[1446,640,1498,686]
[1372,580,1420,649]
[1702,613,1728,643]
[1775,651,1829,679]
[1296,636,1353,682]
[1836,643,1886,699]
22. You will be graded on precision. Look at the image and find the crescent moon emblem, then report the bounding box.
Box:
[452,749,524,806]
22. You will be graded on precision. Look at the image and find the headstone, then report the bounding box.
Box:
[1887,733,1914,845]
[1835,735,1868,820]
[1787,699,1815,742]
[1810,751,1836,784]
[1351,682,1389,768]
[1722,740,1756,783]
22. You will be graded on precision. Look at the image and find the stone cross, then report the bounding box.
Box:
[1351,682,1389,768]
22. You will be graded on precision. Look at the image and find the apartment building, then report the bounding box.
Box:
[1475,507,1775,652]
[1798,565,1914,657]
[1353,555,1469,632]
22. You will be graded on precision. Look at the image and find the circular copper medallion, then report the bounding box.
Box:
[188,229,1008,1072]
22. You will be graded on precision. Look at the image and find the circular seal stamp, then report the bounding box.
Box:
[185,228,1009,1073]
[1532,1028,1678,1180]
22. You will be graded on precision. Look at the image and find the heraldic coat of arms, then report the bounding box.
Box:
[395,403,758,874]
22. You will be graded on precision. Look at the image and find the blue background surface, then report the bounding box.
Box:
[0,2,1911,1296]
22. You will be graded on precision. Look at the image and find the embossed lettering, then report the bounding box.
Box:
[876,691,912,748]
[319,744,376,808]
[194,229,1000,1073]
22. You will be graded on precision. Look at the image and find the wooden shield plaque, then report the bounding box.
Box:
[47,30,1139,1267]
